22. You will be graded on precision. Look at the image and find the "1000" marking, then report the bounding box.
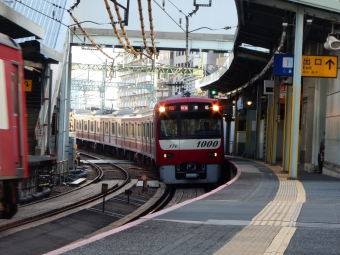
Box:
[197,140,219,148]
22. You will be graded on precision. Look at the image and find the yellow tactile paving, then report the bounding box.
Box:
[214,162,306,255]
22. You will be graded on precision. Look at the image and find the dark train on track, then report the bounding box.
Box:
[0,32,29,218]
[74,93,225,184]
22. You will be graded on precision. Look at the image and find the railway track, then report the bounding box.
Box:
[0,152,214,241]
[0,161,131,232]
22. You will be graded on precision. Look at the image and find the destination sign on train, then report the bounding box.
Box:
[302,55,338,78]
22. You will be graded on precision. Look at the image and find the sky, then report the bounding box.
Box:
[70,0,239,109]
[71,0,238,35]
[71,0,238,63]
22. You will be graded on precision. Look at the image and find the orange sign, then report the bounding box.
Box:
[302,55,338,78]
[24,79,32,92]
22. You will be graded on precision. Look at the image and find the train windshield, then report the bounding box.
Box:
[159,112,222,138]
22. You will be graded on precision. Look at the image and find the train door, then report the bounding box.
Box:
[142,122,145,153]
[147,121,151,154]
[11,64,21,169]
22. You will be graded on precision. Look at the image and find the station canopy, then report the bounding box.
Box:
[203,0,340,95]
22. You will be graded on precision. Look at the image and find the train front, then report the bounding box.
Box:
[154,95,224,184]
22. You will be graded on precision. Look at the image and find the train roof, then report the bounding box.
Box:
[94,109,117,115]
[0,32,20,50]
[131,107,153,116]
[112,109,135,116]
[74,109,92,115]
[155,93,218,106]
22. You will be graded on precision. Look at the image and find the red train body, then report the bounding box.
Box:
[74,95,224,184]
[0,33,29,218]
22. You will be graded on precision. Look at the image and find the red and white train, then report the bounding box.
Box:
[74,94,225,184]
[0,33,29,218]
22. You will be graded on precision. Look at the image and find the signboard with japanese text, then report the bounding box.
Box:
[302,55,338,78]
[274,54,338,78]
[24,79,32,92]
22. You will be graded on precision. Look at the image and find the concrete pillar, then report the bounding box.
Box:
[265,95,273,163]
[245,110,256,157]
[271,77,280,164]
[283,86,292,172]
[232,96,238,155]
[289,11,304,179]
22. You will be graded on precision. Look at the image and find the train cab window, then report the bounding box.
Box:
[181,112,222,137]
[111,122,115,135]
[104,122,109,134]
[131,123,134,137]
[90,121,94,132]
[159,114,177,138]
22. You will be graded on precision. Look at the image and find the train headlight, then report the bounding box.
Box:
[159,106,165,113]
[212,105,219,111]
[208,152,218,157]
[163,153,174,158]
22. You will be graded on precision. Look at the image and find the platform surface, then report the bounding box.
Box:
[46,157,340,255]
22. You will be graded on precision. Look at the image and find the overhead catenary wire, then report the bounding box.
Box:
[103,0,134,56]
[152,0,185,32]
[68,12,114,60]
[147,0,158,59]
[111,0,140,58]
[137,0,153,58]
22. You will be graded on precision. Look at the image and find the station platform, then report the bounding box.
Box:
[46,156,340,255]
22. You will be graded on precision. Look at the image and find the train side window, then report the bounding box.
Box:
[138,124,141,138]
[105,122,109,134]
[84,121,88,131]
[97,122,100,133]
[131,123,134,138]
[147,122,150,140]
[79,120,82,130]
[118,123,121,136]
[126,123,129,137]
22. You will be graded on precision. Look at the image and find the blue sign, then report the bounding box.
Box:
[274,54,294,76]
